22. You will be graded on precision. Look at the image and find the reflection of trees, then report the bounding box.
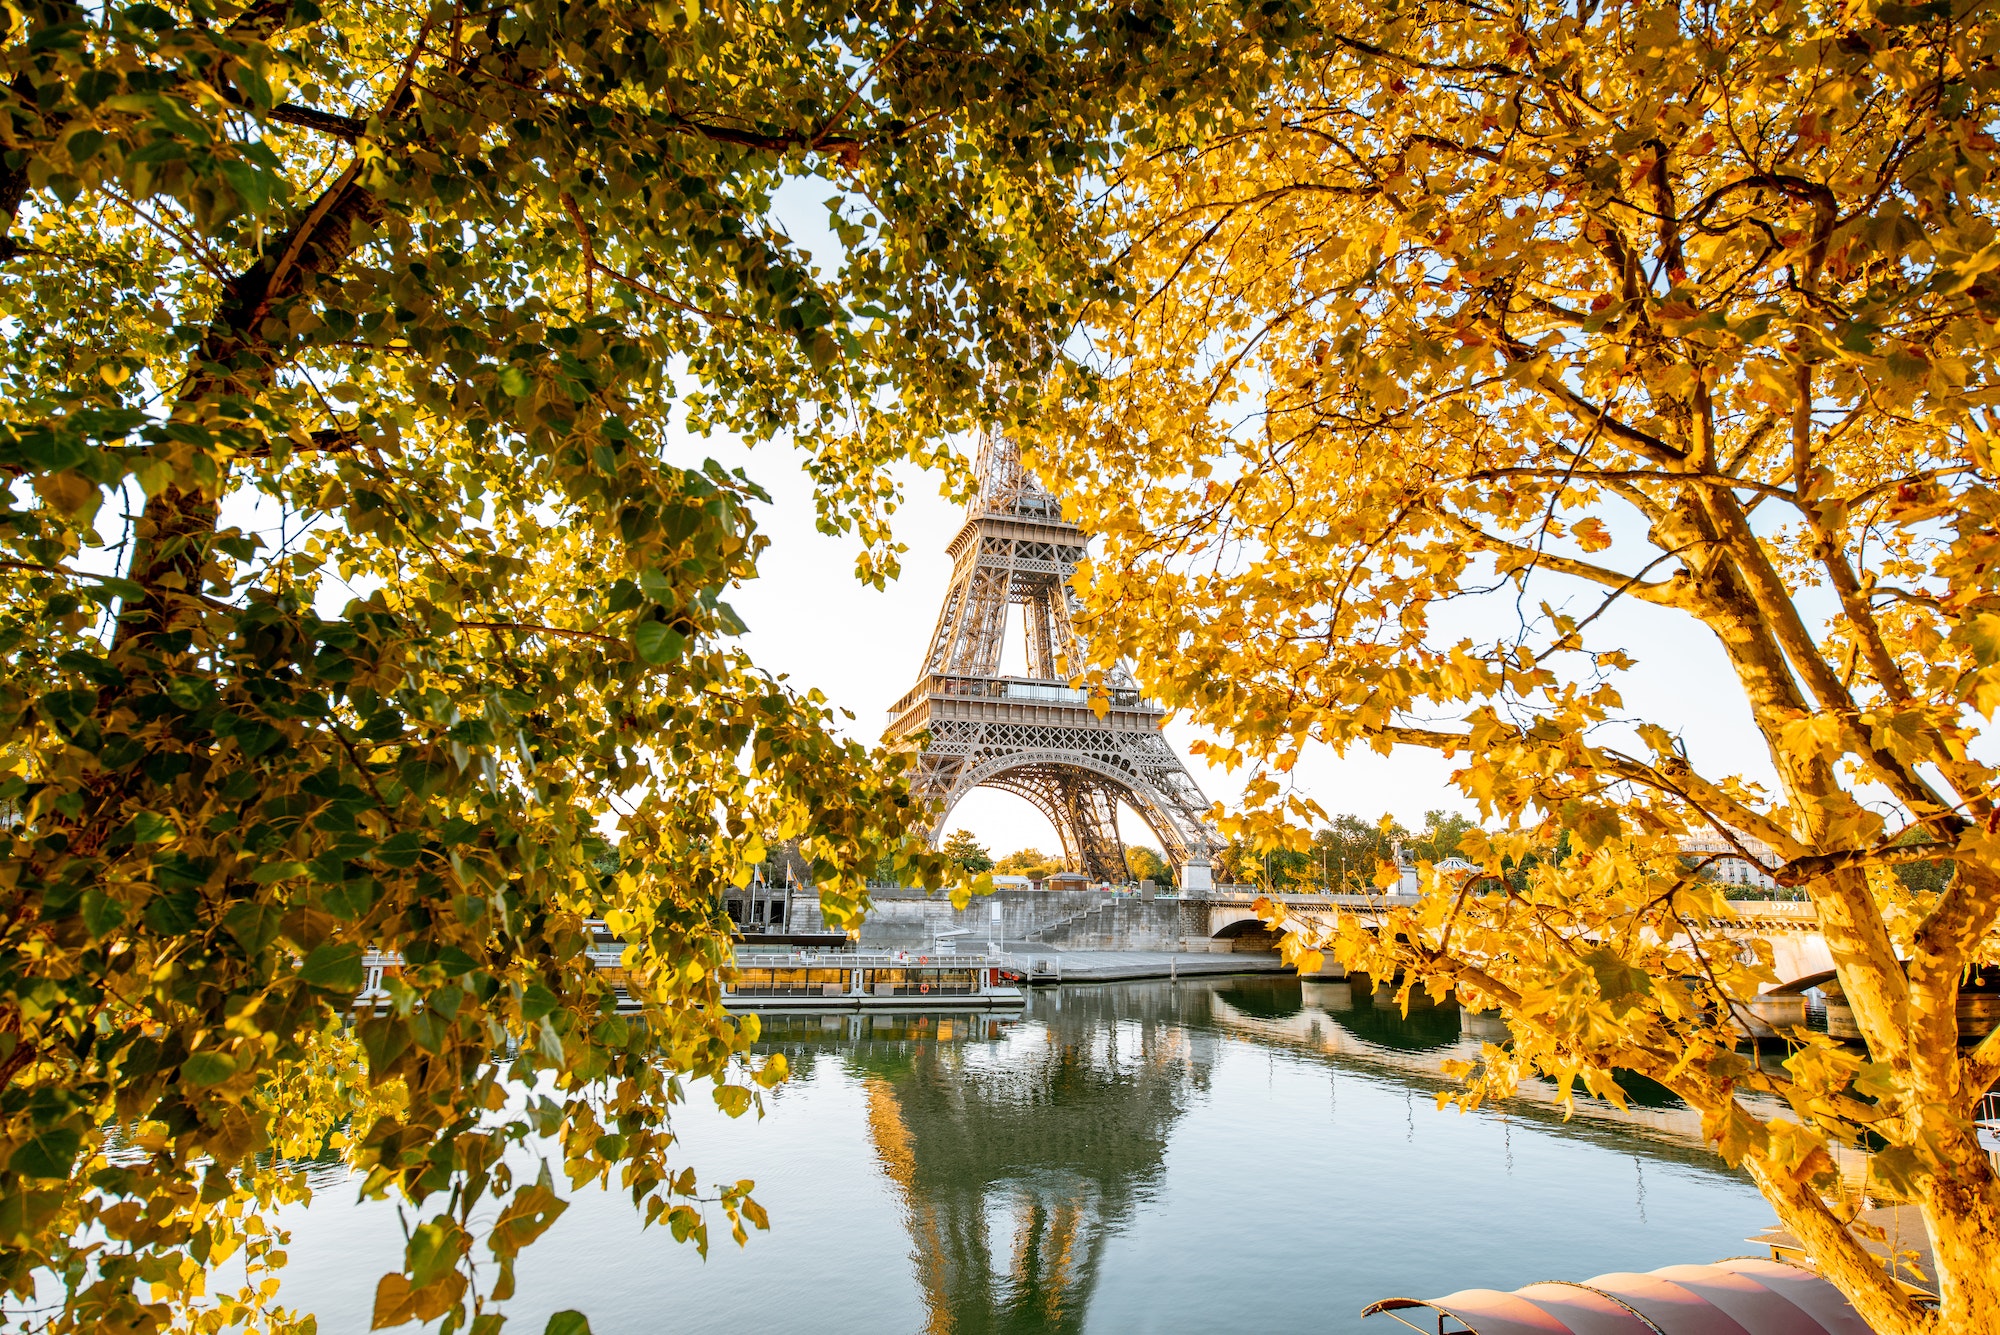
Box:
[1214,975,1469,1050]
[1317,986,1464,1052]
[1211,977,1304,1020]
[850,987,1211,1335]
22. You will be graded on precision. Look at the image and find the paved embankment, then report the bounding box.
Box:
[995,946,1289,983]
[851,888,1197,951]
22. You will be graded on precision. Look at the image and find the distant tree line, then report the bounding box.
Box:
[1216,811,1477,890]
[921,815,1954,901]
[932,832,1179,887]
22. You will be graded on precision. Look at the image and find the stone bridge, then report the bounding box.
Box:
[1190,892,1839,1035]
[852,888,1834,995]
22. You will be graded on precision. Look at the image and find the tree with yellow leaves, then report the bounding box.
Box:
[1042,0,2000,1329]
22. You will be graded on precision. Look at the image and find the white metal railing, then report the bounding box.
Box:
[886,674,1153,718]
[1004,680,1086,704]
[733,948,1002,968]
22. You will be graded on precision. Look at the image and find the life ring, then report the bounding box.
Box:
[919,955,929,964]
[919,982,930,995]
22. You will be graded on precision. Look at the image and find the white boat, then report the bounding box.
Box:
[720,948,1026,1012]
[356,934,1027,1014]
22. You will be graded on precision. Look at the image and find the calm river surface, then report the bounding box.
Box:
[272,977,1778,1333]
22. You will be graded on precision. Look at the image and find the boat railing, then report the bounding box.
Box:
[732,949,1005,968]
[351,944,1020,1010]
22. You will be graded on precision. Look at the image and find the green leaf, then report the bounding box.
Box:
[223,902,282,956]
[7,1127,81,1179]
[122,811,175,845]
[407,1220,469,1287]
[143,888,199,935]
[298,942,365,991]
[633,620,686,665]
[181,1051,237,1087]
[80,889,125,939]
[545,1312,591,1335]
[519,983,559,1022]
[356,1017,414,1077]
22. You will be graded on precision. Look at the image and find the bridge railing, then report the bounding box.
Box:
[1188,888,1822,921]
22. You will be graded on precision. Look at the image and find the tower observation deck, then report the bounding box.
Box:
[884,433,1215,887]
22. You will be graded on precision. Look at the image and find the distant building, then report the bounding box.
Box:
[1677,830,1780,891]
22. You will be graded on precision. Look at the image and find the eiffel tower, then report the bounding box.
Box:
[884,433,1215,888]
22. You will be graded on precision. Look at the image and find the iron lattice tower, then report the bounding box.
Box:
[885,433,1215,887]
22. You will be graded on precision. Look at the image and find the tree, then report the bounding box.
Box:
[940,829,995,875]
[1409,810,1474,865]
[0,0,1293,1329]
[1125,844,1174,887]
[1044,1,2000,1329]
[1310,814,1404,891]
[994,847,1060,879]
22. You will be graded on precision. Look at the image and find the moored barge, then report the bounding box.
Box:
[717,948,1025,1012]
[359,935,1026,1014]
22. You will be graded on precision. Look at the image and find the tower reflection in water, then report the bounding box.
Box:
[761,987,1219,1335]
[765,979,1458,1335]
[754,976,1716,1335]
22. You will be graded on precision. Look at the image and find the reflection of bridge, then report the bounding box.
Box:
[1204,980,1872,1187]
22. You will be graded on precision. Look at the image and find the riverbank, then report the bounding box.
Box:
[993,945,1290,983]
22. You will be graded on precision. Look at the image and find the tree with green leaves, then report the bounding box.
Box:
[0,0,1295,1329]
[1308,815,1392,892]
[1409,810,1473,865]
[1124,843,1172,887]
[939,829,994,875]
[993,847,1059,879]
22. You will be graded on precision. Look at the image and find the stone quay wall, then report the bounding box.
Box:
[821,888,1212,952]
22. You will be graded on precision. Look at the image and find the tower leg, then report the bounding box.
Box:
[1056,779,1127,883]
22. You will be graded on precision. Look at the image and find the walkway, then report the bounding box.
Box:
[989,943,1289,983]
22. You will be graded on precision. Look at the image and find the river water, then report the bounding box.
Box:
[268,977,1778,1333]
